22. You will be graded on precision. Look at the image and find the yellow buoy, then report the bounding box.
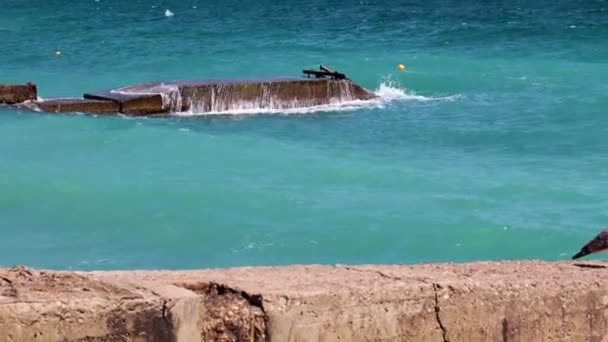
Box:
[397,64,405,71]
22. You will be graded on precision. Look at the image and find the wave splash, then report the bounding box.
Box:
[31,78,461,117]
[178,78,461,116]
[373,76,461,102]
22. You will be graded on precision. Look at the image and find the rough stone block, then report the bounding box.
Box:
[0,83,37,104]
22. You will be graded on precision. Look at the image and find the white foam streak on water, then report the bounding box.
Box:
[176,81,462,116]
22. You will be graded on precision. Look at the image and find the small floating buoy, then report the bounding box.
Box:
[165,9,174,17]
[397,64,405,71]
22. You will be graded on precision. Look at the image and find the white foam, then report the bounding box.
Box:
[99,78,462,117]
[174,80,461,116]
[373,76,461,102]
[174,99,381,116]
[165,9,174,17]
[110,83,183,112]
[16,100,43,112]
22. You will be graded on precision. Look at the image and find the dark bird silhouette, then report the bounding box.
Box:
[572,227,608,260]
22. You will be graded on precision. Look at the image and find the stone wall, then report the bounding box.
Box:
[1,261,607,341]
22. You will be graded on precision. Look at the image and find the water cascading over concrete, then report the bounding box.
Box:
[4,66,378,116]
[83,78,377,115]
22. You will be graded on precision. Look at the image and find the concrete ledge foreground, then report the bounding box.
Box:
[2,261,608,341]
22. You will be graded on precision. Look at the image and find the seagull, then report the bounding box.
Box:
[572,227,608,260]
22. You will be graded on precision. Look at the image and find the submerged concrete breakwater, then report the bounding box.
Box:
[2,69,378,116]
[1,261,608,341]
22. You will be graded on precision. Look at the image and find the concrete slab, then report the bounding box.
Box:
[31,98,120,114]
[83,91,166,116]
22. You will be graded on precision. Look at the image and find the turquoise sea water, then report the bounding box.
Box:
[1,0,607,270]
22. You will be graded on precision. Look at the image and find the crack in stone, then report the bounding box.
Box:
[375,270,403,281]
[433,283,449,342]
[342,266,404,282]
[161,299,170,327]
[341,266,450,341]
[340,266,436,286]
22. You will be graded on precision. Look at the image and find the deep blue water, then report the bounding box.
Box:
[1,0,608,270]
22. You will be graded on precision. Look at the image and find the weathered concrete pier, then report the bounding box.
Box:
[1,67,377,116]
[1,261,608,341]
